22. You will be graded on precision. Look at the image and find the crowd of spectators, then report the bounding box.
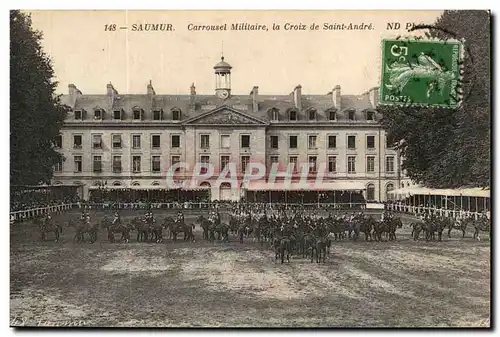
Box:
[10,188,81,212]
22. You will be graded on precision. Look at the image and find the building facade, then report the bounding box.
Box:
[53,57,404,201]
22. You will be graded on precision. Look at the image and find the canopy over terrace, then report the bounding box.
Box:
[244,180,366,204]
[387,185,490,214]
[88,183,211,203]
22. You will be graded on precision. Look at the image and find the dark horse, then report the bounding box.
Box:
[35,216,62,242]
[196,216,212,241]
[448,217,470,238]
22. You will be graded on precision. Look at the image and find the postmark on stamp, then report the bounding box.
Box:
[379,38,463,108]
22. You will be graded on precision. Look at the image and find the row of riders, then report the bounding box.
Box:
[34,208,490,258]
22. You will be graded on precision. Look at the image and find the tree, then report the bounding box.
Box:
[10,10,69,186]
[379,10,490,189]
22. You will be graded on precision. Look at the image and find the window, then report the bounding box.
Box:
[328,135,337,149]
[386,156,395,173]
[74,110,82,120]
[241,135,250,148]
[93,156,102,172]
[152,156,161,172]
[308,156,317,173]
[152,135,161,149]
[328,156,336,173]
[54,160,63,173]
[220,156,230,171]
[241,155,250,173]
[92,135,102,149]
[386,137,392,148]
[112,135,122,149]
[347,135,356,149]
[113,110,122,120]
[271,109,279,121]
[367,184,376,201]
[133,109,142,120]
[220,135,230,149]
[367,156,375,173]
[73,135,82,149]
[329,110,336,121]
[171,156,181,172]
[153,109,162,121]
[94,109,102,120]
[73,156,82,172]
[367,111,375,121]
[348,110,355,121]
[347,156,356,174]
[171,135,180,148]
[200,135,210,149]
[172,109,181,121]
[386,183,395,199]
[289,135,298,149]
[132,135,141,149]
[289,110,297,121]
[132,156,141,173]
[200,155,210,174]
[366,135,375,149]
[308,109,316,121]
[270,135,279,149]
[270,156,279,165]
[55,135,62,148]
[113,156,122,173]
[289,156,298,173]
[308,135,317,149]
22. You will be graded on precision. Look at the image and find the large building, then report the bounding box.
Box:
[54,57,404,202]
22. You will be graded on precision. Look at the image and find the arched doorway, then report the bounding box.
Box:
[366,184,376,202]
[219,182,232,201]
[386,183,395,201]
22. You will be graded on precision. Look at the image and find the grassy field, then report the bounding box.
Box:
[10,210,491,327]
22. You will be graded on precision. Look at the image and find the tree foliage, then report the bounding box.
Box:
[379,10,491,189]
[10,10,69,185]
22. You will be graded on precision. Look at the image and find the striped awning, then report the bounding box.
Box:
[246,180,366,191]
[388,186,490,198]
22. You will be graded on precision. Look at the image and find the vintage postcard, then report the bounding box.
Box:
[10,10,491,328]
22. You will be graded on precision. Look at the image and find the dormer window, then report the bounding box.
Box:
[308,109,317,121]
[94,109,103,120]
[269,108,279,121]
[329,110,336,121]
[171,108,181,121]
[74,110,82,120]
[133,108,143,120]
[348,110,355,121]
[153,109,163,121]
[367,111,375,121]
[113,109,122,120]
[289,109,297,121]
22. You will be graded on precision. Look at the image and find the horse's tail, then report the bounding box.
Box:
[58,224,63,234]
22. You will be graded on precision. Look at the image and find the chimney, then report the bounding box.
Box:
[190,83,196,96]
[251,86,259,113]
[368,87,379,108]
[107,82,118,98]
[189,83,196,112]
[68,84,82,108]
[332,85,341,110]
[147,80,156,96]
[293,85,302,110]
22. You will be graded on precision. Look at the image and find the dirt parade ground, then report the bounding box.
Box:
[10,210,491,328]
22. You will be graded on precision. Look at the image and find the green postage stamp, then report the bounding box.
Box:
[380,38,463,108]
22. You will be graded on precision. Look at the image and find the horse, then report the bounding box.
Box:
[411,222,425,240]
[349,220,361,242]
[278,237,291,264]
[473,218,490,241]
[68,217,98,243]
[314,236,328,263]
[35,216,62,242]
[360,216,375,241]
[448,217,471,238]
[102,218,131,243]
[196,216,211,241]
[387,217,403,241]
[182,223,196,242]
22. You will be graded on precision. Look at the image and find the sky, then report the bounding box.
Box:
[27,10,442,96]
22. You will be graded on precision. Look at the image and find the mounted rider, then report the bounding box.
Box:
[176,210,185,223]
[112,211,121,226]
